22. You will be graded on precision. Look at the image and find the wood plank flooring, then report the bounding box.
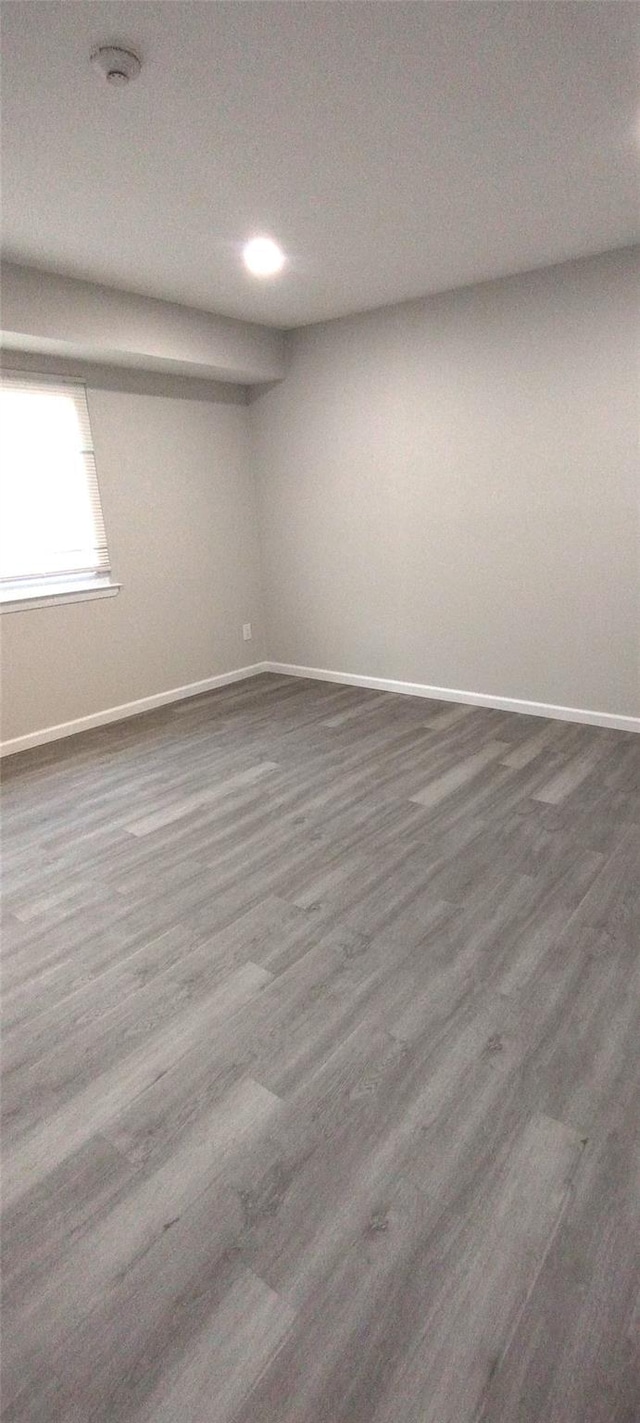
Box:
[1,673,639,1422]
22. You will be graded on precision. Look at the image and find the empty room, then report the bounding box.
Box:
[1,2,639,1420]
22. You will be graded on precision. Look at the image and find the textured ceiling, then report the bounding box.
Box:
[2,1,638,327]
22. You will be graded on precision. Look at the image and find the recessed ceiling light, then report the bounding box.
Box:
[242,237,286,278]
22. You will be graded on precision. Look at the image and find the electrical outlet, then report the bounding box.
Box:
[242,622,252,641]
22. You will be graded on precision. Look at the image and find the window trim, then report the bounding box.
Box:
[0,370,119,613]
[0,578,121,614]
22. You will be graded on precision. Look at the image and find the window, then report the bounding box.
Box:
[0,373,119,611]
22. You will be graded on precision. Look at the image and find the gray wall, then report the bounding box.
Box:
[251,248,639,717]
[2,247,638,744]
[1,374,265,741]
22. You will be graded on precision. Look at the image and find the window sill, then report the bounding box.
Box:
[0,581,121,613]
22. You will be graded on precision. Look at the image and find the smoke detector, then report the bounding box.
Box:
[91,45,141,86]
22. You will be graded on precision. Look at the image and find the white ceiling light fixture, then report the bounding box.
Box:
[242,236,286,278]
[90,45,142,86]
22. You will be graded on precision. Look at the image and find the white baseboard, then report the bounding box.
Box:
[3,658,637,756]
[0,663,269,757]
[264,662,640,734]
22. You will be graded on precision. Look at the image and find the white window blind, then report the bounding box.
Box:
[0,373,116,608]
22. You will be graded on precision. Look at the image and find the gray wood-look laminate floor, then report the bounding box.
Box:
[2,673,639,1423]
